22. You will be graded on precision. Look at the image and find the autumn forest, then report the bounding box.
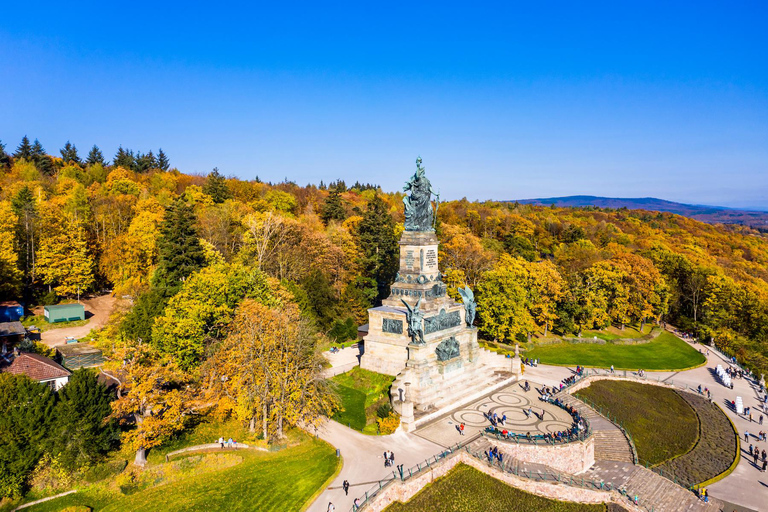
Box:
[1,135,768,497]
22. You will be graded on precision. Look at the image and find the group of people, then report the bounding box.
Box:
[217,436,236,449]
[748,444,767,470]
[485,411,507,427]
[383,449,395,467]
[485,445,504,464]
[523,357,538,367]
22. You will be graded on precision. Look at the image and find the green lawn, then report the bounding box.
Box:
[21,315,89,332]
[525,332,705,370]
[582,323,653,341]
[15,438,338,512]
[331,367,394,434]
[575,380,699,466]
[385,463,606,512]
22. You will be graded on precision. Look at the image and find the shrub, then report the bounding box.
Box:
[377,413,400,435]
[83,460,128,483]
[376,403,393,419]
[28,454,74,494]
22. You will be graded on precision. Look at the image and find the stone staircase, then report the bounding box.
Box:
[586,461,722,512]
[557,386,721,512]
[557,394,635,463]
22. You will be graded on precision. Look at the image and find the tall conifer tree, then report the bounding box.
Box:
[357,194,398,304]
[157,148,170,171]
[86,145,106,166]
[203,167,230,203]
[14,136,33,160]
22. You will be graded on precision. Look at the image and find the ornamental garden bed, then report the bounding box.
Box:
[384,463,617,512]
[574,380,699,466]
[654,392,738,487]
[331,366,394,434]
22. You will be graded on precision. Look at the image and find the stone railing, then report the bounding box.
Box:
[481,431,595,474]
[351,440,642,512]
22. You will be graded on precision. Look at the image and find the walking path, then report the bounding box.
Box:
[310,337,766,511]
[306,418,442,512]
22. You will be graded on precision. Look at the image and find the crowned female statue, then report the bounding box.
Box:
[403,157,439,231]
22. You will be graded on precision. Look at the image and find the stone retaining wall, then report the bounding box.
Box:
[487,436,595,474]
[567,374,684,396]
[360,450,641,512]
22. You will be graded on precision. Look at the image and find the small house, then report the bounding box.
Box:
[0,352,71,390]
[0,301,24,322]
[57,342,104,370]
[0,321,26,352]
[44,304,85,323]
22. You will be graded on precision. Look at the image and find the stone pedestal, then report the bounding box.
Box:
[511,344,522,377]
[360,227,502,416]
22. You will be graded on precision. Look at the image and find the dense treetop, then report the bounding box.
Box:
[1,135,767,372]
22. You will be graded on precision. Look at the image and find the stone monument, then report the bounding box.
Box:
[359,158,498,431]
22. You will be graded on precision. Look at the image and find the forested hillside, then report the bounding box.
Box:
[1,136,768,374]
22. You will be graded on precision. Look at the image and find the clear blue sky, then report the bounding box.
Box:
[2,2,767,208]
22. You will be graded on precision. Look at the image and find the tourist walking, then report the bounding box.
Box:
[218,436,224,449]
[327,502,335,512]
[343,480,350,496]
[459,423,465,435]
[745,430,750,442]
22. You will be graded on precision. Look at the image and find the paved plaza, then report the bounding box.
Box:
[413,382,574,448]
[314,337,768,512]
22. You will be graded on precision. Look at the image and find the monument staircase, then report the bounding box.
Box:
[468,429,721,512]
[556,394,635,463]
[555,392,722,511]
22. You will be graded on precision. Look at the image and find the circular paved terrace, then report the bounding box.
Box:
[413,382,575,448]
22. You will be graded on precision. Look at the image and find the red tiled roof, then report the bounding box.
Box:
[1,353,71,381]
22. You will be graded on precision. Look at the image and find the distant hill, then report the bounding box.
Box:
[514,196,768,230]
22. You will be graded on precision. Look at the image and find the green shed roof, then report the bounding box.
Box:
[44,304,85,313]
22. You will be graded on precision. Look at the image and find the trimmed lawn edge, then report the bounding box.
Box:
[299,440,342,512]
[692,403,741,490]
[535,358,708,373]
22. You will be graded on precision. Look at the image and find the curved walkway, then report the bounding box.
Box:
[311,338,765,512]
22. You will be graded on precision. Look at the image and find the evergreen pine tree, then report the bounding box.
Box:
[51,370,118,470]
[157,148,170,171]
[302,269,338,329]
[30,139,45,158]
[0,140,10,169]
[153,199,207,291]
[60,141,82,164]
[320,186,347,225]
[0,373,55,498]
[113,146,135,169]
[14,136,33,160]
[357,194,398,304]
[86,145,106,166]
[203,167,231,203]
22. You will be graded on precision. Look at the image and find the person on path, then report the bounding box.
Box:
[343,480,350,496]
[763,460,767,472]
[750,444,753,456]
[610,365,614,374]
[753,451,758,466]
[327,502,335,512]
[746,430,750,442]
[459,423,465,436]
[761,415,764,425]
[218,436,224,449]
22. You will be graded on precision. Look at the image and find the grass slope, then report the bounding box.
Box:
[385,463,606,512]
[331,367,394,434]
[20,439,338,512]
[575,381,699,466]
[525,332,705,370]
